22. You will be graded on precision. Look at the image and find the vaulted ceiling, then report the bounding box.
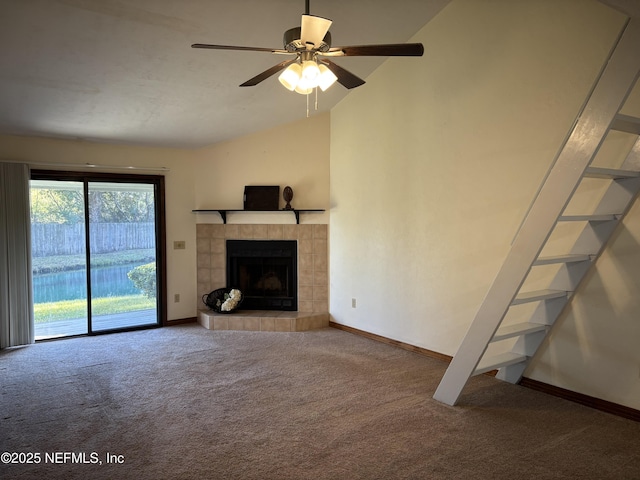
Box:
[1,1,636,149]
[0,0,450,148]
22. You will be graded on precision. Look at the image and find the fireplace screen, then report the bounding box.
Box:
[226,240,297,311]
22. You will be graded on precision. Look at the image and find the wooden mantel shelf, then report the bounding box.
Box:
[192,209,325,224]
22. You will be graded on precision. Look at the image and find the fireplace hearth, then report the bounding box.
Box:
[226,240,297,311]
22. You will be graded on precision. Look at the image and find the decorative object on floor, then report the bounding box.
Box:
[283,186,294,210]
[202,288,243,313]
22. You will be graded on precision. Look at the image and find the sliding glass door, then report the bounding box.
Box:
[30,180,89,338]
[30,172,165,340]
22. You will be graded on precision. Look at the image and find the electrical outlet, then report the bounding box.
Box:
[173,240,186,250]
[352,298,356,308]
[174,294,180,303]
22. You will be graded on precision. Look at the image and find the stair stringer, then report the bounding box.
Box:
[433,18,640,406]
[497,176,640,383]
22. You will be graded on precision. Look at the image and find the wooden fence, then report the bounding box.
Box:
[31,223,155,257]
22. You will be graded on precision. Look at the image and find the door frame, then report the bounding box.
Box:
[31,170,167,334]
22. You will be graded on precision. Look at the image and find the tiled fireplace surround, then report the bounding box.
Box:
[196,223,329,331]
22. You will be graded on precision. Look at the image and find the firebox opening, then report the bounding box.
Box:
[226,240,297,311]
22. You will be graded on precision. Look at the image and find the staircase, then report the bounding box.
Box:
[433,18,640,406]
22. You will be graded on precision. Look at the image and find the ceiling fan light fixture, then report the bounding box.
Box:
[192,1,424,97]
[317,64,337,91]
[294,78,314,95]
[278,62,302,91]
[301,60,321,85]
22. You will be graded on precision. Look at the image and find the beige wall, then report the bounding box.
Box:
[3,0,640,411]
[329,0,640,409]
[193,112,330,225]
[0,112,331,321]
[191,113,331,312]
[0,134,198,321]
[530,81,640,407]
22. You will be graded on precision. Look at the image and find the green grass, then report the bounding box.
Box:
[32,249,156,274]
[34,295,156,323]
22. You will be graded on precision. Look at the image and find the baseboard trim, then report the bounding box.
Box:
[329,321,452,363]
[519,377,640,422]
[329,322,639,422]
[166,317,197,326]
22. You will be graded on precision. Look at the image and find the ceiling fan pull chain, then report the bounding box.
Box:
[315,87,319,111]
[306,91,310,118]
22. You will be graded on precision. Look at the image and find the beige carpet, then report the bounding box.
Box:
[1,324,639,480]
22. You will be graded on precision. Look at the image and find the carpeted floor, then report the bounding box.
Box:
[1,324,639,480]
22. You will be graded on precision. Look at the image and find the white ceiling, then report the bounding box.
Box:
[2,0,636,149]
[0,0,451,148]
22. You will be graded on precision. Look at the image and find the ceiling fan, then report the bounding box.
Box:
[191,0,424,94]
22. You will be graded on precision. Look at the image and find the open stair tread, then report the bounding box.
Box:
[610,113,640,135]
[558,214,619,222]
[433,21,640,406]
[533,254,591,265]
[584,166,640,179]
[512,289,568,305]
[474,352,527,376]
[492,322,548,342]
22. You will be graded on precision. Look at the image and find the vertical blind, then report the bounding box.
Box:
[0,162,34,348]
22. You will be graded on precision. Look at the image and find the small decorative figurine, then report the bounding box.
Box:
[283,186,294,210]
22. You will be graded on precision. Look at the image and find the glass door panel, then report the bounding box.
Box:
[88,182,158,332]
[31,180,89,340]
[31,174,163,339]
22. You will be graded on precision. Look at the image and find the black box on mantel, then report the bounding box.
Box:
[243,186,279,210]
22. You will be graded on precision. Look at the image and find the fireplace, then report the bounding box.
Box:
[226,240,297,311]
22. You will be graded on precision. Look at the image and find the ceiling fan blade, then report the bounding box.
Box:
[239,59,297,87]
[192,43,288,54]
[300,14,332,49]
[326,43,424,57]
[321,59,365,89]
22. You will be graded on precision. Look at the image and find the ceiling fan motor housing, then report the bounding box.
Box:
[284,27,331,52]
[191,9,423,90]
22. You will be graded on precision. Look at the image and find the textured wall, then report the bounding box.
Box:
[329,0,640,409]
